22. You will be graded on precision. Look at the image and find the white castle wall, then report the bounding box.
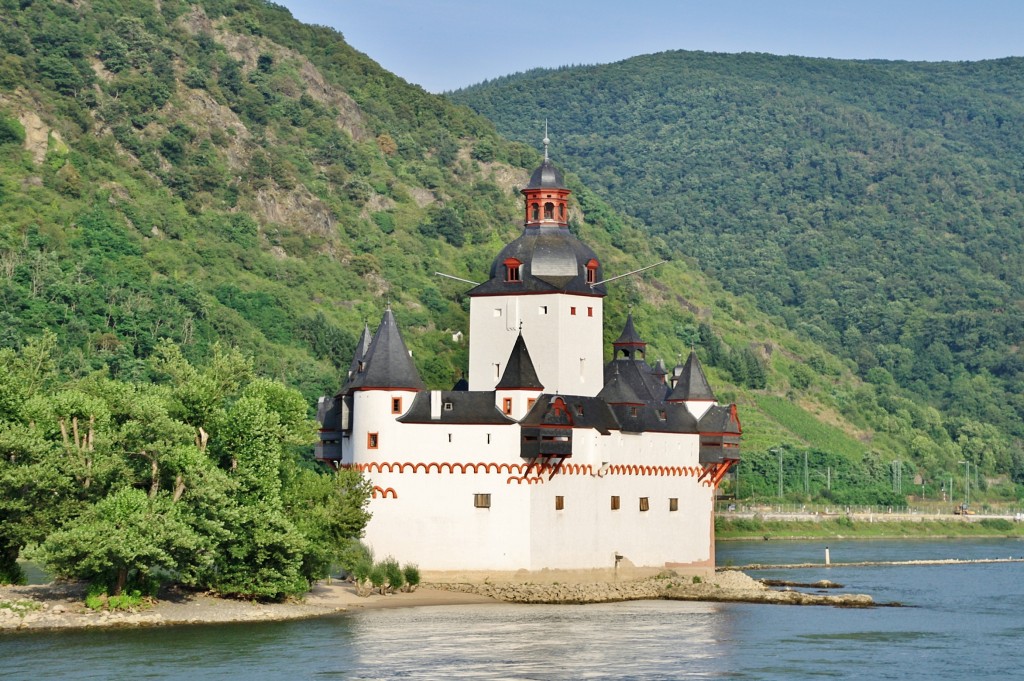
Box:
[353,420,530,570]
[468,294,604,395]
[352,409,715,573]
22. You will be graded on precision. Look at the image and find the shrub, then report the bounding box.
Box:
[368,563,386,595]
[382,557,404,593]
[402,564,420,592]
[980,518,1013,532]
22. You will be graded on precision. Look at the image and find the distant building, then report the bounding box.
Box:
[316,149,739,578]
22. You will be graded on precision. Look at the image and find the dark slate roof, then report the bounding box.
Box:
[316,395,340,431]
[668,351,716,402]
[613,313,646,347]
[526,159,566,189]
[467,226,606,297]
[495,333,544,390]
[599,364,646,405]
[520,394,618,435]
[609,401,699,434]
[602,358,668,403]
[698,404,742,434]
[398,391,516,425]
[338,322,372,395]
[345,308,425,392]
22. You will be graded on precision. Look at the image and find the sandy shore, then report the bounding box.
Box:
[0,571,875,632]
[0,581,496,631]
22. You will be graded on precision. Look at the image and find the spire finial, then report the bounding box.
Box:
[518,320,523,333]
[543,119,550,162]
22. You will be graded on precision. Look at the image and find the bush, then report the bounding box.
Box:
[402,564,420,592]
[980,518,1013,532]
[368,563,386,595]
[0,113,24,145]
[382,556,404,593]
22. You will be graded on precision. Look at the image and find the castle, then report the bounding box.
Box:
[316,149,740,578]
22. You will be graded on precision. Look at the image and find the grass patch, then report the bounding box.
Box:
[0,599,43,616]
[716,517,1024,540]
[755,395,867,459]
[85,587,151,612]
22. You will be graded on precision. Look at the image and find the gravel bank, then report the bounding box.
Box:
[1,570,876,631]
[428,570,876,607]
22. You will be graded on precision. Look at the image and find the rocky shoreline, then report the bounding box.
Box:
[428,570,875,607]
[1,571,876,632]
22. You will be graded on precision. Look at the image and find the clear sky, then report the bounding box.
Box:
[279,1,1024,93]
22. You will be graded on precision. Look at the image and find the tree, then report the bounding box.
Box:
[283,466,373,583]
[41,487,204,596]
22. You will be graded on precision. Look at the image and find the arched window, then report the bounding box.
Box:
[544,202,554,219]
[531,203,540,221]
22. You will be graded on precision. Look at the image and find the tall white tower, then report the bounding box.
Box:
[467,147,607,396]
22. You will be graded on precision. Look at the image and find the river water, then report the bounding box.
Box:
[3,538,1023,680]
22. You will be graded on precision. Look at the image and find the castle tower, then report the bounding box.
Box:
[467,141,606,396]
[347,306,425,460]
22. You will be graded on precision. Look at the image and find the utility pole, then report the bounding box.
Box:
[775,448,783,499]
[960,460,970,508]
[804,450,809,496]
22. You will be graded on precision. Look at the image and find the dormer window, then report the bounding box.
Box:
[544,202,554,219]
[504,258,522,283]
[585,259,599,285]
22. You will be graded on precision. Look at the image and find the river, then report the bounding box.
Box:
[3,538,1023,680]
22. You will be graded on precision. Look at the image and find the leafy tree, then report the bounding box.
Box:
[41,487,204,596]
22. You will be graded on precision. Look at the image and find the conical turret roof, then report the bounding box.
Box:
[345,308,425,392]
[613,312,646,348]
[668,350,716,402]
[496,333,544,390]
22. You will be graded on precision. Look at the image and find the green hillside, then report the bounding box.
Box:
[0,0,1013,525]
[451,51,1024,500]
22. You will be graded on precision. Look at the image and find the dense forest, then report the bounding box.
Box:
[0,0,1021,594]
[452,52,1024,500]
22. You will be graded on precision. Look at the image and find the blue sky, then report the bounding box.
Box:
[279,1,1024,92]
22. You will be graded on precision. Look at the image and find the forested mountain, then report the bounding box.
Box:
[452,51,1024,496]
[0,0,1018,588]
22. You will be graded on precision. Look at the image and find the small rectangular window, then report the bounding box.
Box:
[391,397,402,414]
[486,433,491,444]
[444,401,454,411]
[575,404,584,416]
[610,495,620,510]
[639,497,650,512]
[539,305,548,315]
[669,498,679,512]
[588,307,593,317]
[555,496,565,511]
[494,364,501,380]
[630,406,638,417]
[367,432,379,449]
[503,397,513,415]
[527,398,536,410]
[570,306,576,316]
[474,493,491,509]
[448,433,452,443]
[494,308,502,317]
